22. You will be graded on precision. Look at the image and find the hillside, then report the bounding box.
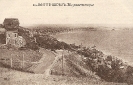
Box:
[0,55,129,85]
[32,30,133,84]
[51,51,98,77]
[0,26,133,85]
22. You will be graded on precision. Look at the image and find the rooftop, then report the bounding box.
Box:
[3,18,19,24]
[3,18,20,31]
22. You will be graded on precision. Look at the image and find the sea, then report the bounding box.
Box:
[53,29,133,66]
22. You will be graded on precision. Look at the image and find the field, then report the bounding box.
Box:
[0,67,128,85]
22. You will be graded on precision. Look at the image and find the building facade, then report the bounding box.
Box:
[3,18,26,47]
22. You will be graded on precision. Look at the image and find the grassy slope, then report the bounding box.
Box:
[50,50,132,85]
[0,49,42,72]
[0,66,128,85]
[51,51,102,80]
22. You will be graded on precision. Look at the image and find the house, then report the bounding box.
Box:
[2,18,26,47]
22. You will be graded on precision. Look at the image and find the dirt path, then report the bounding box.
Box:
[44,50,71,77]
[29,49,56,74]
[45,54,62,77]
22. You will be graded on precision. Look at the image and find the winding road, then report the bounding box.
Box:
[29,48,56,74]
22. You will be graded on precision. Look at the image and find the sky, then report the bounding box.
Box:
[0,0,133,27]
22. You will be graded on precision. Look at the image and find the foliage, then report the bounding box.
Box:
[34,34,71,51]
[18,27,133,84]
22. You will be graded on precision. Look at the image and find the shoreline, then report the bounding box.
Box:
[53,30,133,66]
[50,29,86,36]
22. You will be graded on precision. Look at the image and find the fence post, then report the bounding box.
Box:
[10,58,12,68]
[22,54,24,68]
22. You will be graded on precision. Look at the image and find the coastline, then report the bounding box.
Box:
[53,30,133,66]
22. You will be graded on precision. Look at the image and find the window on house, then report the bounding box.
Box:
[15,34,17,37]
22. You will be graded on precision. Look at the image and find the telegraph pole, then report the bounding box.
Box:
[62,50,64,76]
[62,46,64,76]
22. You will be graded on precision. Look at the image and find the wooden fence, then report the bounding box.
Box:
[0,55,41,69]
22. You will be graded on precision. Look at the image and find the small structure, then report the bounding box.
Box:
[6,30,18,45]
[2,18,26,47]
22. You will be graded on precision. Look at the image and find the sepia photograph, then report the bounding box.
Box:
[0,0,133,85]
